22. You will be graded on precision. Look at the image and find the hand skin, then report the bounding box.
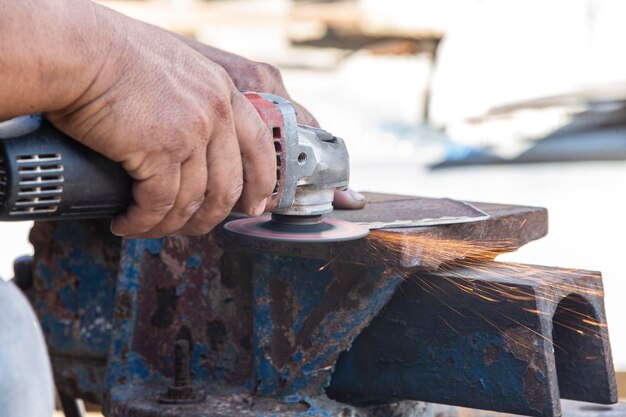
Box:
[0,0,364,241]
[0,0,276,238]
[168,33,367,210]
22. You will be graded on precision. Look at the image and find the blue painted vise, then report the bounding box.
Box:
[20,194,617,417]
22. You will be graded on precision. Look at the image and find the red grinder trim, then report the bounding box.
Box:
[244,92,286,212]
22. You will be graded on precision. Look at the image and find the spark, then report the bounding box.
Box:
[440,317,461,336]
[317,257,337,272]
[582,319,607,328]
[365,230,610,349]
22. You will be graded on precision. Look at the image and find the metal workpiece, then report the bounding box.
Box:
[221,193,548,268]
[327,262,616,417]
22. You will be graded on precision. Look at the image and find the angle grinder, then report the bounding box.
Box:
[0,93,368,243]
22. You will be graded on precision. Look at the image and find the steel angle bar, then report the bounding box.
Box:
[219,193,548,269]
[327,262,617,417]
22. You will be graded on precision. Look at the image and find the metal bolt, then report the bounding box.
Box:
[340,408,356,417]
[172,340,191,387]
[158,339,203,404]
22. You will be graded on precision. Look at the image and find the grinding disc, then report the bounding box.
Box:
[224,216,369,243]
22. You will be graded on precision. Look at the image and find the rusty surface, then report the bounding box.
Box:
[29,194,615,417]
[51,356,106,404]
[327,262,616,417]
[219,193,548,268]
[109,234,409,416]
[130,237,254,385]
[29,220,122,402]
[107,384,432,417]
[251,257,403,397]
[331,195,489,227]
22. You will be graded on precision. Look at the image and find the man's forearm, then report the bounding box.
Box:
[0,0,117,120]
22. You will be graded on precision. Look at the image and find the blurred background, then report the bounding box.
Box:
[7,0,626,410]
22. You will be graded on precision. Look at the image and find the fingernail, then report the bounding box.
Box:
[253,198,267,216]
[349,189,365,202]
[110,221,123,237]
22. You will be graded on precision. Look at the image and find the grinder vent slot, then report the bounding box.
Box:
[272,126,283,196]
[9,153,64,215]
[0,156,7,199]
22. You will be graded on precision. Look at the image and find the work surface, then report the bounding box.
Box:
[434,400,626,416]
[221,192,548,268]
[54,399,626,417]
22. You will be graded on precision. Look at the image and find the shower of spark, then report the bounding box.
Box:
[366,230,610,350]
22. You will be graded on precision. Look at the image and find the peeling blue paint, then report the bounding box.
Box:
[144,238,164,255]
[32,221,120,386]
[252,254,402,398]
[31,219,587,417]
[187,253,202,268]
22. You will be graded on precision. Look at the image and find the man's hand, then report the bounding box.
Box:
[0,0,362,240]
[168,36,319,128]
[171,35,366,210]
[43,3,276,238]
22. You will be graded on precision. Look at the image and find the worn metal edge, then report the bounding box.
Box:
[218,194,548,268]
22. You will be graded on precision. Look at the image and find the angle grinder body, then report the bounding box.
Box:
[0,94,367,242]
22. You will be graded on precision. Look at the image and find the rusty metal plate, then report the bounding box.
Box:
[332,193,489,229]
[219,193,548,269]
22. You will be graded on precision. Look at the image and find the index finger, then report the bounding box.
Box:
[231,91,276,215]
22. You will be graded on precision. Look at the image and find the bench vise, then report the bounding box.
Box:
[15,193,618,417]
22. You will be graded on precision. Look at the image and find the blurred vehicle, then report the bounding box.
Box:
[428,0,626,168]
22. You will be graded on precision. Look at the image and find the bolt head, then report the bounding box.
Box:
[157,385,204,405]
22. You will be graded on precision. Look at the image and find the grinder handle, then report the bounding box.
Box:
[0,93,285,221]
[0,119,132,220]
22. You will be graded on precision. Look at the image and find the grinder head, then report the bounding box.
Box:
[225,92,368,242]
